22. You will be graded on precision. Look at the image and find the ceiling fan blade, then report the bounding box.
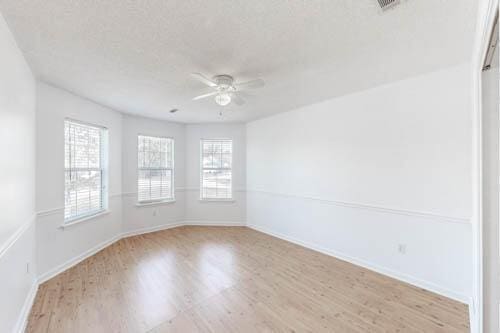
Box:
[193,91,218,100]
[191,73,217,87]
[231,93,245,106]
[236,91,254,98]
[235,78,265,90]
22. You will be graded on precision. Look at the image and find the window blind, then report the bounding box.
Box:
[138,135,174,202]
[64,120,106,222]
[200,139,232,199]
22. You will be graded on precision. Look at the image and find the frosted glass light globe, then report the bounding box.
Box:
[215,93,231,106]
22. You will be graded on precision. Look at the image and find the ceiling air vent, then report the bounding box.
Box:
[376,0,400,11]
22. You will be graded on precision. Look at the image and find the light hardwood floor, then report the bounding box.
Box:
[26,226,469,332]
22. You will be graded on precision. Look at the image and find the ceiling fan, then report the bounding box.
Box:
[191,73,264,106]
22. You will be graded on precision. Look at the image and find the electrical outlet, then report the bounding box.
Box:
[398,244,406,254]
[26,262,30,274]
[152,208,157,217]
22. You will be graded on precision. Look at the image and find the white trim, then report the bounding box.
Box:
[37,220,244,284]
[183,220,245,226]
[14,280,38,333]
[135,200,176,207]
[59,209,110,229]
[136,134,175,203]
[182,187,246,192]
[198,199,236,203]
[38,188,465,225]
[121,188,189,197]
[122,221,244,238]
[37,233,121,284]
[0,216,37,333]
[36,189,244,215]
[36,207,64,218]
[36,194,121,218]
[0,214,36,258]
[121,220,185,238]
[200,138,233,201]
[64,117,108,130]
[62,188,244,200]
[471,1,499,332]
[29,219,468,327]
[247,189,470,225]
[64,119,108,222]
[247,223,469,304]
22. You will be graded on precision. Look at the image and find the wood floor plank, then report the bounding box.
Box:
[26,226,469,333]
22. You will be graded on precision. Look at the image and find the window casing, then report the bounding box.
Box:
[138,135,174,203]
[64,120,107,222]
[200,139,232,200]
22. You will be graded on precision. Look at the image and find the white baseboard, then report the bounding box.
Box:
[469,297,477,333]
[247,223,469,305]
[121,220,244,238]
[184,220,246,226]
[37,220,468,304]
[38,220,246,285]
[14,279,38,333]
[121,220,185,238]
[28,220,470,331]
[37,234,121,284]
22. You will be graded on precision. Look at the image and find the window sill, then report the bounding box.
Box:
[199,198,235,203]
[136,199,176,207]
[60,209,110,229]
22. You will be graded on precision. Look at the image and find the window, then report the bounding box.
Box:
[200,139,232,200]
[64,120,107,222]
[138,135,174,203]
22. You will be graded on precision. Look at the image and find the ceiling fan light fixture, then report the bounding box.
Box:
[215,93,231,106]
[192,73,264,107]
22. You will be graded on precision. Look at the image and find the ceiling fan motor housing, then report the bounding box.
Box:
[213,75,234,90]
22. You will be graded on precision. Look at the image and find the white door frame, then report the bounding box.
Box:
[471,1,498,332]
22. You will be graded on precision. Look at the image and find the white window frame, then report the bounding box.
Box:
[137,134,175,204]
[200,138,233,201]
[64,119,108,224]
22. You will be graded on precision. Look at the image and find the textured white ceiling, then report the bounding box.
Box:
[0,0,477,123]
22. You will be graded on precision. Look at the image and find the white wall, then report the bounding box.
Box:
[35,88,249,283]
[121,115,185,233]
[0,17,36,249]
[247,63,473,302]
[0,13,37,333]
[36,82,123,280]
[121,120,247,231]
[184,124,246,224]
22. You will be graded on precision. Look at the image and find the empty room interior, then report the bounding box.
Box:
[0,0,499,332]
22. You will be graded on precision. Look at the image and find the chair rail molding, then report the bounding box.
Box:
[247,189,470,225]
